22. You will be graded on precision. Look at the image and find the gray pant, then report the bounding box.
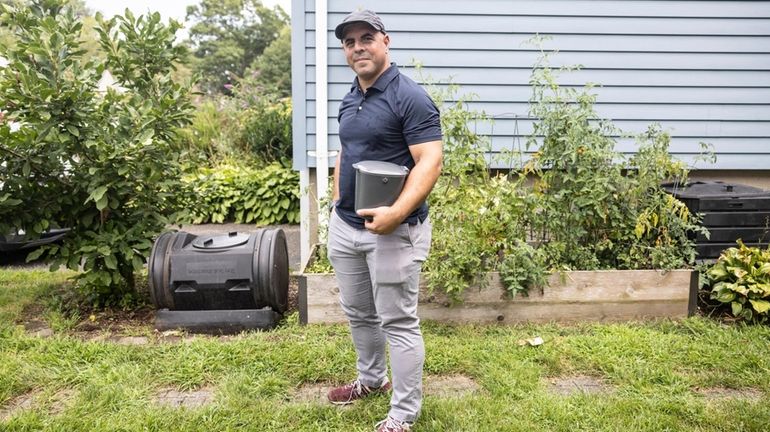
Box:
[327,209,432,423]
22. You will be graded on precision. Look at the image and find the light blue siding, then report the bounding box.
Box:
[292,0,770,170]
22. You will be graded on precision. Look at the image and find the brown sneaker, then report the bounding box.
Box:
[375,416,412,432]
[327,378,391,405]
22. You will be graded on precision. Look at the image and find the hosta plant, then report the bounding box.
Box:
[707,240,770,323]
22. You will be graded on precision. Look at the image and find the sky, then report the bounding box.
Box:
[84,0,292,38]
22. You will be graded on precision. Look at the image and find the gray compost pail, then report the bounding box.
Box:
[352,160,409,211]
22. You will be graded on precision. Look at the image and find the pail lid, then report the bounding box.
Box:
[352,160,409,177]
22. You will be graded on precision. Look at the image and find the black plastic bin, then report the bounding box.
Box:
[663,181,770,259]
[148,229,288,332]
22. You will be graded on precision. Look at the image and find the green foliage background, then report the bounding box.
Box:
[185,0,288,95]
[181,162,299,225]
[422,54,707,299]
[0,0,299,308]
[0,1,193,305]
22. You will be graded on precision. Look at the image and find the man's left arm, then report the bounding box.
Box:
[357,140,443,234]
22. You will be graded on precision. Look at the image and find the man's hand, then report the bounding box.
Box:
[357,206,403,235]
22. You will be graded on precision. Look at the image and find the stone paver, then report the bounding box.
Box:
[0,388,77,421]
[154,387,214,408]
[696,387,763,401]
[547,375,612,396]
[31,327,54,338]
[424,375,481,398]
[113,336,149,346]
[49,389,77,416]
[0,391,39,421]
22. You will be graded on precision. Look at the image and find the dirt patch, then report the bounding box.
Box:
[18,274,296,341]
[73,307,155,335]
[24,318,54,338]
[155,330,198,344]
[696,387,763,401]
[0,390,40,421]
[424,375,480,398]
[293,383,331,404]
[547,375,612,396]
[153,387,215,409]
[287,275,299,313]
[21,303,53,337]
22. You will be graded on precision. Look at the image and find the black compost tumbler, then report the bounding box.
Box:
[663,181,770,260]
[148,229,289,332]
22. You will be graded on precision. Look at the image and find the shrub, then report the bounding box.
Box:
[239,96,292,165]
[705,241,770,323]
[177,82,292,166]
[422,52,706,299]
[176,99,244,162]
[524,55,705,273]
[181,161,299,225]
[0,1,192,306]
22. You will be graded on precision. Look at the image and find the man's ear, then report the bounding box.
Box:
[383,33,390,48]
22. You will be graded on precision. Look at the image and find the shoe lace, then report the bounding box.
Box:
[375,416,410,432]
[350,379,364,396]
[340,379,366,403]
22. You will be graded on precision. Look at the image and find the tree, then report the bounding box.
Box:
[249,24,291,97]
[185,0,288,95]
[0,0,194,305]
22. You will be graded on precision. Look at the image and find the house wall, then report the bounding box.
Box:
[291,0,770,262]
[293,0,770,171]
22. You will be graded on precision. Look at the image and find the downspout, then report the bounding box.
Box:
[314,0,330,237]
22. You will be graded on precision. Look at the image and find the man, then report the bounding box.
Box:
[325,9,443,432]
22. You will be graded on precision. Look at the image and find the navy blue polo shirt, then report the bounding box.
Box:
[335,63,442,230]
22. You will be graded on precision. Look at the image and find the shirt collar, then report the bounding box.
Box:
[350,62,399,94]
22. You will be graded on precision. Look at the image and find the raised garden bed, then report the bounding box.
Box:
[297,252,697,325]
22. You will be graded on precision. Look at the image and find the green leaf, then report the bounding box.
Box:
[95,195,109,211]
[135,129,154,145]
[731,301,743,316]
[749,299,770,314]
[0,196,22,207]
[66,124,79,137]
[89,186,108,203]
[26,248,46,262]
[714,290,736,304]
[758,263,770,275]
[707,265,729,280]
[104,254,118,270]
[132,254,144,271]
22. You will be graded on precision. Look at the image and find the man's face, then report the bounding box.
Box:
[341,22,390,85]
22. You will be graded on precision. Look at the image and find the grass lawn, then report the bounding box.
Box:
[1,268,769,431]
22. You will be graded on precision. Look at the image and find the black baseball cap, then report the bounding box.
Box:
[334,9,386,40]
